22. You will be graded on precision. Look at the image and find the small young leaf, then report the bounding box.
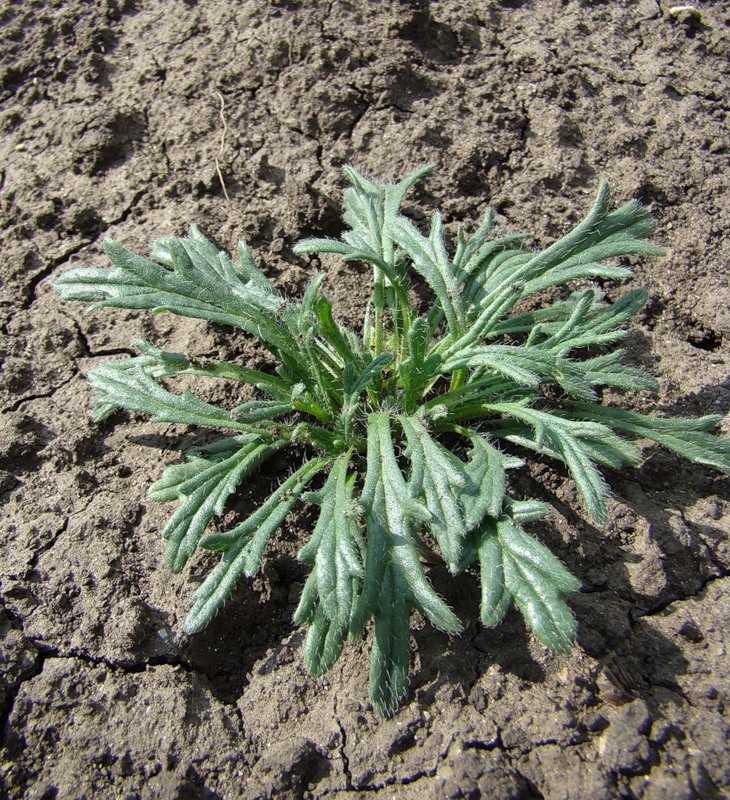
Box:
[388,213,464,338]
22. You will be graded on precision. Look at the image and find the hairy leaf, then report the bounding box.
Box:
[185,458,327,633]
[477,516,580,652]
[149,435,286,572]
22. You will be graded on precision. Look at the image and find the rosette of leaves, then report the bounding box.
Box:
[53,166,729,716]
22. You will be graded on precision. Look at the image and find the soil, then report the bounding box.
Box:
[1,1,729,798]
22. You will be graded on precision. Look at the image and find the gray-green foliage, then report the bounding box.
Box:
[54,166,730,716]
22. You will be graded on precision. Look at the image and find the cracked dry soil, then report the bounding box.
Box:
[1,1,729,798]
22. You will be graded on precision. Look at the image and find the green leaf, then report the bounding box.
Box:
[230,399,292,424]
[319,164,429,277]
[149,435,286,572]
[399,316,442,409]
[486,403,641,523]
[343,352,393,402]
[451,282,525,349]
[401,415,473,570]
[131,339,294,400]
[506,498,549,523]
[369,561,412,717]
[441,345,596,402]
[87,359,271,432]
[339,163,433,261]
[578,350,658,392]
[299,455,367,678]
[498,516,580,595]
[351,413,461,636]
[477,526,511,627]
[314,294,365,368]
[452,208,496,277]
[498,516,580,653]
[184,458,327,634]
[565,404,730,474]
[441,344,542,388]
[293,569,319,626]
[535,289,649,354]
[480,182,665,302]
[303,604,347,676]
[401,419,519,572]
[477,516,580,651]
[53,226,297,357]
[460,432,523,524]
[313,456,363,628]
[388,212,464,338]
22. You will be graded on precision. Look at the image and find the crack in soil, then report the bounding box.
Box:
[31,643,198,676]
[21,188,147,312]
[0,602,43,747]
[1,372,77,415]
[23,239,97,310]
[332,692,352,790]
[0,642,203,755]
[353,731,457,793]
[628,571,730,622]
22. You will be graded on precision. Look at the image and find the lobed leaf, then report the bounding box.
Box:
[131,339,294,400]
[486,403,641,523]
[578,350,658,392]
[149,435,286,572]
[185,458,327,634]
[460,432,523,524]
[476,182,664,307]
[387,213,464,338]
[441,345,596,402]
[369,561,413,718]
[87,359,272,432]
[315,458,364,626]
[297,456,366,676]
[350,412,462,656]
[54,226,298,358]
[401,415,474,570]
[477,516,580,652]
[302,604,348,676]
[564,404,730,474]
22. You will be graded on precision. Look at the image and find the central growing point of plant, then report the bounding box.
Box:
[54,166,730,716]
